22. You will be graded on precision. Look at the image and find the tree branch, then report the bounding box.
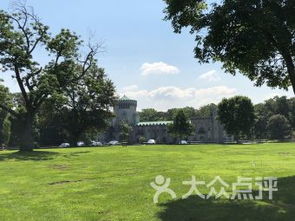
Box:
[70,43,99,83]
[14,64,30,108]
[24,67,42,91]
[8,5,44,56]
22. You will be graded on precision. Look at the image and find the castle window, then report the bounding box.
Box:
[119,103,131,109]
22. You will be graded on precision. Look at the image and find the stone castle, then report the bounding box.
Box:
[104,96,232,144]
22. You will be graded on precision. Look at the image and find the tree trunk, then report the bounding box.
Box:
[69,131,81,147]
[288,66,295,95]
[19,113,35,152]
[281,51,295,94]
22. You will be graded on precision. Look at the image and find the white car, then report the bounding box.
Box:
[91,141,103,147]
[147,139,156,144]
[180,140,188,145]
[77,141,85,147]
[59,143,70,148]
[108,140,119,146]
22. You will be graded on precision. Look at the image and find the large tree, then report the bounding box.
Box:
[0,5,99,151]
[268,114,292,140]
[119,121,132,143]
[168,110,194,141]
[51,65,116,146]
[253,96,295,139]
[218,96,255,142]
[195,103,218,118]
[164,0,295,94]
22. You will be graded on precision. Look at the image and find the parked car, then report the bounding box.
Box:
[59,143,70,148]
[147,139,156,145]
[77,141,85,147]
[108,140,119,146]
[91,141,103,147]
[180,140,188,145]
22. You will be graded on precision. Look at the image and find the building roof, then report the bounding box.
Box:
[119,95,136,101]
[137,121,173,126]
[119,95,131,100]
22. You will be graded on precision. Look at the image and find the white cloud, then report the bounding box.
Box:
[199,70,221,82]
[122,85,139,92]
[119,85,237,111]
[140,62,180,76]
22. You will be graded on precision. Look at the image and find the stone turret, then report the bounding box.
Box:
[113,95,138,126]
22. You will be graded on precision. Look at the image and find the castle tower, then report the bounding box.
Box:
[113,95,138,126]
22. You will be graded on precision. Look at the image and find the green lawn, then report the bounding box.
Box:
[0,143,295,221]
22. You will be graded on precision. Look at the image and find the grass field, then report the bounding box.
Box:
[0,143,295,221]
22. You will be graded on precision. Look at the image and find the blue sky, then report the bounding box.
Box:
[0,0,293,110]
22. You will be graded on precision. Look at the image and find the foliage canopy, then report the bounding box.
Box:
[164,0,295,94]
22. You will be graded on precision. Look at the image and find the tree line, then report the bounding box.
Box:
[139,96,295,142]
[1,1,295,149]
[163,0,295,95]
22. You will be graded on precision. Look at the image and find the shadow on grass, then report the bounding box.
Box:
[0,151,60,161]
[62,151,91,159]
[158,176,295,221]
